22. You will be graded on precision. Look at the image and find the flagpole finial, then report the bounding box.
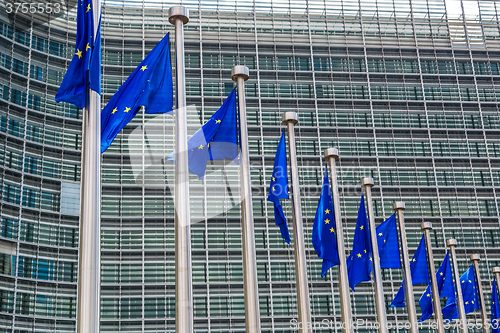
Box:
[168,6,189,25]
[282,111,298,125]
[446,238,457,247]
[361,177,374,187]
[231,65,249,81]
[493,267,500,274]
[421,222,432,230]
[324,148,339,160]
[393,201,405,210]
[470,254,480,262]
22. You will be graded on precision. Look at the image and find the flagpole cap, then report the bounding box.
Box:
[493,267,500,274]
[168,6,189,25]
[324,148,339,160]
[470,254,480,262]
[282,112,298,125]
[446,238,457,247]
[393,201,405,211]
[231,65,249,81]
[361,177,374,187]
[421,222,432,230]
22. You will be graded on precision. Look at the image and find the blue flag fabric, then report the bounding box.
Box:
[376,214,401,269]
[101,33,174,152]
[312,167,340,277]
[419,252,455,322]
[391,234,430,307]
[347,194,372,291]
[267,131,290,244]
[460,265,481,314]
[492,278,500,333]
[56,0,100,108]
[168,89,238,179]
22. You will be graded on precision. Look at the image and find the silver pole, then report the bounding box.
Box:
[493,267,500,304]
[421,223,445,333]
[325,148,353,333]
[470,254,489,333]
[77,1,101,332]
[361,177,388,333]
[447,239,468,333]
[282,112,312,333]
[393,202,418,333]
[232,65,262,333]
[169,7,193,333]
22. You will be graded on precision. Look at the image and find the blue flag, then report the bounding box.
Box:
[376,214,400,269]
[168,89,238,179]
[347,194,372,291]
[391,234,430,307]
[492,278,500,333]
[312,167,339,277]
[267,131,290,244]
[101,33,174,153]
[419,252,455,322]
[460,265,481,314]
[55,0,101,108]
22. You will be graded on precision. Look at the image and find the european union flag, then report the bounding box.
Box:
[391,234,430,307]
[267,131,290,244]
[347,194,372,291]
[460,265,481,314]
[312,167,339,277]
[492,278,500,333]
[419,252,455,322]
[56,0,101,108]
[168,89,237,179]
[101,33,174,153]
[376,214,400,269]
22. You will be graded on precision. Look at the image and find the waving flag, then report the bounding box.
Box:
[492,279,500,333]
[376,214,400,269]
[56,0,100,108]
[312,167,339,277]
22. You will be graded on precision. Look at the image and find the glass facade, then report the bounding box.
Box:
[1,0,500,331]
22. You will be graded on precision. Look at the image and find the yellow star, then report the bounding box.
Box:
[324,219,330,224]
[378,232,383,236]
[360,225,364,230]
[357,253,362,258]
[272,177,276,182]
[272,186,276,192]
[198,144,204,150]
[86,43,91,51]
[472,301,474,304]
[440,272,443,276]
[469,280,472,283]
[465,301,469,305]
[75,49,82,59]
[324,209,330,214]
[462,280,465,283]
[330,228,335,233]
[384,239,386,243]
[86,4,91,12]
[112,108,118,114]
[427,294,431,297]
[124,107,131,113]
[364,249,367,253]
[141,65,148,71]
[215,119,221,124]
[413,258,416,262]
[370,257,373,261]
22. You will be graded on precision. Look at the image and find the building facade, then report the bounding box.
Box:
[1,0,500,331]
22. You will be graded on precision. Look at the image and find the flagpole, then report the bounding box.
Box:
[76,1,101,332]
[231,65,262,333]
[282,112,312,332]
[393,202,418,333]
[361,178,388,333]
[169,6,193,333]
[493,267,500,299]
[447,239,468,333]
[470,254,489,333]
[421,222,445,333]
[325,148,353,333]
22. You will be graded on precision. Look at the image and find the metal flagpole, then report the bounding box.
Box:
[282,112,312,333]
[470,254,489,333]
[393,202,418,333]
[77,0,101,332]
[169,6,193,333]
[361,178,388,333]
[447,239,468,333]
[421,222,445,333]
[325,148,353,333]
[231,65,262,333]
